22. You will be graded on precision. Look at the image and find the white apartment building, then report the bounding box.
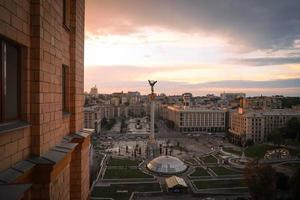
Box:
[162,105,226,133]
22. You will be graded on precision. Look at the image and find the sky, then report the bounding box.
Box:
[84,0,300,96]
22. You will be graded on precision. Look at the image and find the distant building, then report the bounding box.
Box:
[84,106,101,134]
[127,104,145,117]
[112,91,124,98]
[162,105,226,133]
[182,93,192,108]
[121,96,128,104]
[111,97,121,106]
[128,91,141,104]
[220,92,246,101]
[241,96,282,110]
[229,108,300,143]
[90,85,98,95]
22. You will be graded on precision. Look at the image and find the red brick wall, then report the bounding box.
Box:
[70,136,90,200]
[0,0,88,199]
[30,0,76,155]
[0,0,31,172]
[70,0,85,133]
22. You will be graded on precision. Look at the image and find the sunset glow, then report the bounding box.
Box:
[84,0,300,95]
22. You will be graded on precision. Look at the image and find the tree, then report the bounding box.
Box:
[290,169,300,200]
[286,117,300,140]
[166,120,175,129]
[268,128,283,146]
[244,160,277,200]
[275,172,289,191]
[101,117,108,128]
[246,139,254,146]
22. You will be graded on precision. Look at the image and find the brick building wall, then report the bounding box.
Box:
[0,0,89,200]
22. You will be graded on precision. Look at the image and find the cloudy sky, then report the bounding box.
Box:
[84,0,300,96]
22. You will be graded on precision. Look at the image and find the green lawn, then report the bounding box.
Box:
[194,179,246,189]
[245,144,300,158]
[184,158,198,165]
[91,183,161,200]
[201,155,218,163]
[107,157,140,166]
[223,147,242,156]
[104,167,152,179]
[210,166,241,176]
[245,144,275,158]
[190,167,210,177]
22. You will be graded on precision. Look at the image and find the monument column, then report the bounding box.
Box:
[147,80,158,157]
[150,100,155,142]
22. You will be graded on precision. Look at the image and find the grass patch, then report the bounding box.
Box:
[184,158,198,165]
[245,144,274,158]
[201,155,217,163]
[245,144,300,158]
[210,166,241,176]
[194,179,246,189]
[108,158,139,166]
[190,168,210,177]
[223,147,242,156]
[91,182,161,200]
[104,167,152,179]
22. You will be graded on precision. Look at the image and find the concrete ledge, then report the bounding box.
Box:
[0,184,31,200]
[0,121,30,134]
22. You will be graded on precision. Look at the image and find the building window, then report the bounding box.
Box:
[63,0,71,30]
[0,39,20,123]
[62,65,69,113]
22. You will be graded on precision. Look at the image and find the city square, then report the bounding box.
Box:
[1,1,300,200]
[89,113,300,200]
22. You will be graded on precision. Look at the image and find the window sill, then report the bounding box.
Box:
[63,24,71,32]
[0,121,30,134]
[63,111,71,118]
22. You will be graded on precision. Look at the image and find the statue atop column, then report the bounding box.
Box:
[148,80,157,94]
[148,80,157,101]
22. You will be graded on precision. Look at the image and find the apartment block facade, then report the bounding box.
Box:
[84,106,101,134]
[161,105,226,133]
[229,108,300,143]
[241,96,282,110]
[0,0,90,199]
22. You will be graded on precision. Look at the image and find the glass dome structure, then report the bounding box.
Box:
[147,156,187,174]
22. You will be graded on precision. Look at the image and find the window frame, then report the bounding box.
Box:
[63,0,71,31]
[62,64,69,114]
[0,37,21,124]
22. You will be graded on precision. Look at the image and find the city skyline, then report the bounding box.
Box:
[84,0,300,96]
